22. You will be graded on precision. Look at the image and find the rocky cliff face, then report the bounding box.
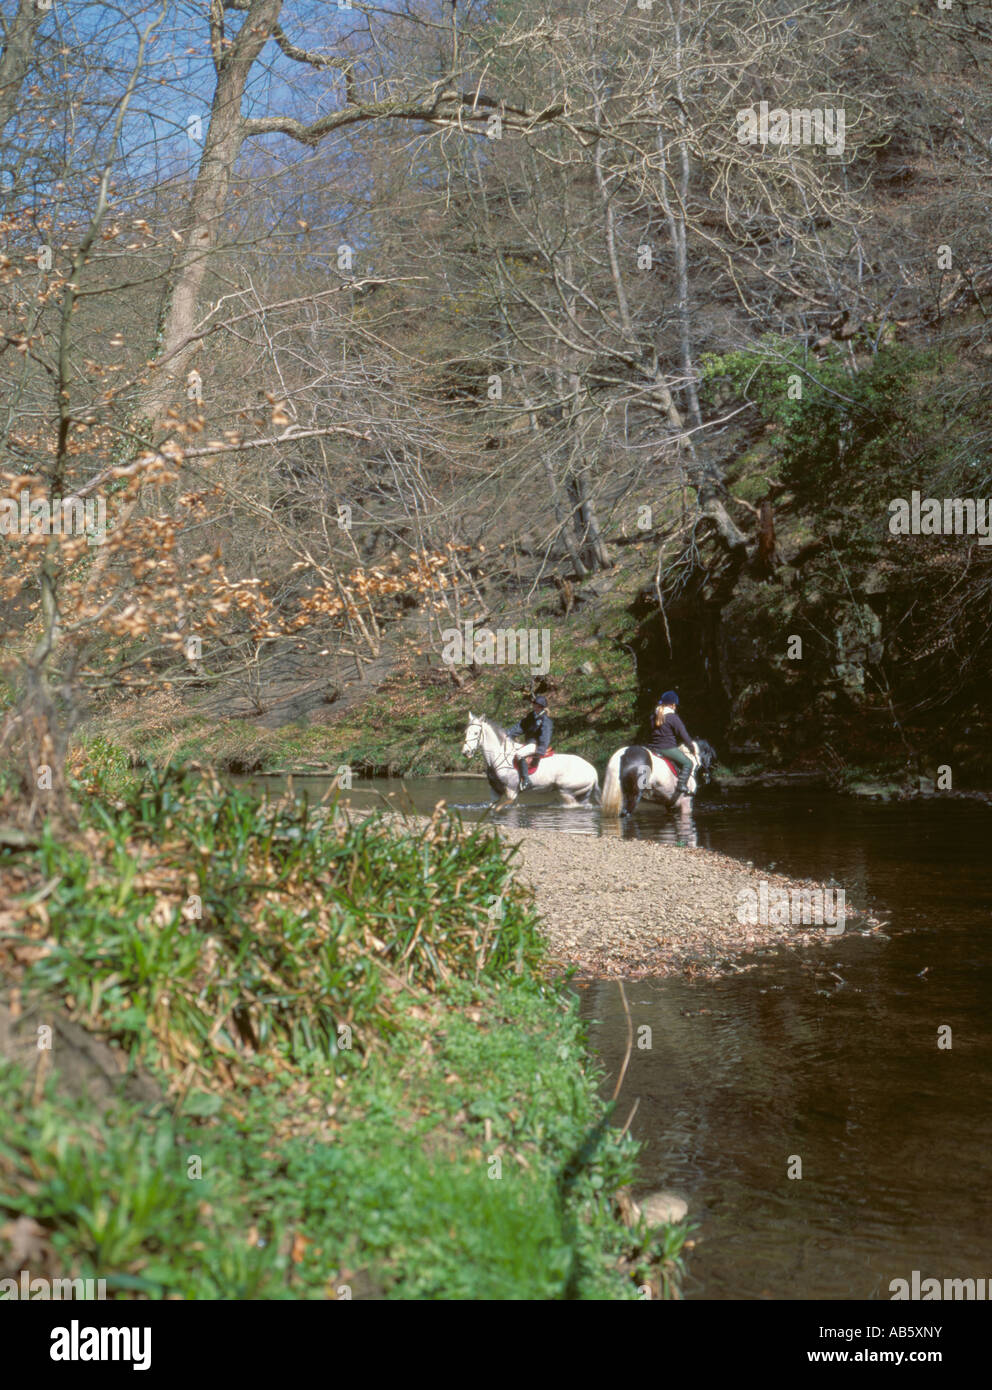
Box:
[628,552,992,786]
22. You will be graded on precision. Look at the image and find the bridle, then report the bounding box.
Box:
[468,717,519,777]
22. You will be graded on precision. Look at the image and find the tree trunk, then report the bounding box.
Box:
[566,470,611,572]
[140,0,284,430]
[0,0,44,140]
[1,666,75,829]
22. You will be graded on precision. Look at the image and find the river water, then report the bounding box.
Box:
[249,773,992,1300]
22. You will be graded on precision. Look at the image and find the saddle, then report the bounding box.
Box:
[652,749,694,781]
[520,749,554,772]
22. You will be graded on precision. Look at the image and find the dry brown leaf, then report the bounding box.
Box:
[0,1216,49,1273]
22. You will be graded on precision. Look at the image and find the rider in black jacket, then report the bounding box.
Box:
[508,695,552,790]
[648,690,696,804]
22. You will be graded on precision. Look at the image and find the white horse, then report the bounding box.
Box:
[601,739,716,818]
[461,712,600,808]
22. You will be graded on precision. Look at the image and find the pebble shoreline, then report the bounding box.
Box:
[496,823,877,980]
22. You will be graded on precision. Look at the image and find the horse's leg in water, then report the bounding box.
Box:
[672,795,695,839]
[562,781,597,807]
[620,746,651,816]
[489,763,518,809]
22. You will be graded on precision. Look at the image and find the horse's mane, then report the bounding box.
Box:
[694,737,717,770]
[481,715,512,742]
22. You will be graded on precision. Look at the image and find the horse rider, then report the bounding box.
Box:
[507,695,552,791]
[649,691,696,805]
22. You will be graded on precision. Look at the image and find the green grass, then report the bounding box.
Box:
[1,765,690,1300]
[0,985,687,1299]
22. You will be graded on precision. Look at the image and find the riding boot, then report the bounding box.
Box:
[516,761,533,791]
[671,770,691,805]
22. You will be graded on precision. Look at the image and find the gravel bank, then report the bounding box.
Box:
[498,824,879,980]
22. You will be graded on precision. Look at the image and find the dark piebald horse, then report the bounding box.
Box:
[601,739,717,817]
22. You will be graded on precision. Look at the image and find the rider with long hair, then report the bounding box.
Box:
[648,691,695,804]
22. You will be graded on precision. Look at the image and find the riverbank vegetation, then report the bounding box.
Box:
[0,763,688,1298]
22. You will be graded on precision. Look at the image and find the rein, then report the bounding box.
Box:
[476,719,520,777]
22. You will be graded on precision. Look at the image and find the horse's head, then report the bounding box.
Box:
[461,712,484,760]
[692,739,717,786]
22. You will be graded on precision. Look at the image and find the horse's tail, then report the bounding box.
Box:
[601,750,624,817]
[589,776,602,806]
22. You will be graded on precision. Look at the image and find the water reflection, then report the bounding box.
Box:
[244,773,707,843]
[581,795,992,1300]
[585,936,992,1300]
